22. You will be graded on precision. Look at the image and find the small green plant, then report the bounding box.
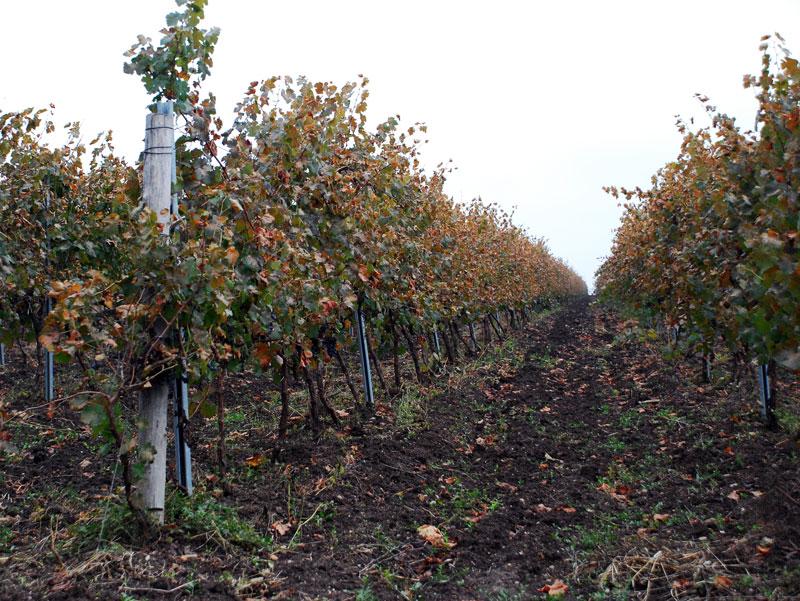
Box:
[0,525,14,552]
[356,577,379,601]
[605,436,626,453]
[311,501,336,526]
[166,490,272,551]
[395,387,427,432]
[70,498,140,550]
[655,408,680,426]
[226,409,247,424]
[618,409,640,428]
[776,408,800,439]
[531,353,556,368]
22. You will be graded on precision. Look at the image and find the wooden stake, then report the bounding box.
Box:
[136,107,174,524]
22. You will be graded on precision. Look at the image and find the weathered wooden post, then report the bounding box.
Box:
[355,304,374,411]
[0,343,5,366]
[468,322,478,352]
[137,103,174,524]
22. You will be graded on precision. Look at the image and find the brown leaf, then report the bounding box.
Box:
[672,578,693,590]
[271,521,292,536]
[538,579,568,597]
[417,524,455,549]
[496,481,518,493]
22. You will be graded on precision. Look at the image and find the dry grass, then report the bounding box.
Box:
[598,543,752,600]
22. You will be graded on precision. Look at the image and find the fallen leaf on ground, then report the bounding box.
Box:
[597,482,633,503]
[417,524,455,549]
[538,579,568,597]
[756,544,772,556]
[653,513,670,523]
[672,578,693,590]
[714,575,733,589]
[245,454,265,468]
[727,490,740,502]
[271,521,292,536]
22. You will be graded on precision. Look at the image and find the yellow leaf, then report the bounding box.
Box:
[245,454,265,468]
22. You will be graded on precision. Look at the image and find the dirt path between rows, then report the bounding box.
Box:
[1,298,798,600]
[263,298,799,599]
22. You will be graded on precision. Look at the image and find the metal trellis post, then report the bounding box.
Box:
[43,192,54,402]
[756,363,774,425]
[355,305,374,410]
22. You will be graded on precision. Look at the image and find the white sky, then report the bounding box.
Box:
[2,1,799,291]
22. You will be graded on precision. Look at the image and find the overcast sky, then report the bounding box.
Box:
[2,1,798,290]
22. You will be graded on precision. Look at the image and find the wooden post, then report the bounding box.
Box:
[137,105,174,524]
[0,343,5,366]
[468,322,479,352]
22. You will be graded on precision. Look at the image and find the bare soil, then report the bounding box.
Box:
[1,298,798,600]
